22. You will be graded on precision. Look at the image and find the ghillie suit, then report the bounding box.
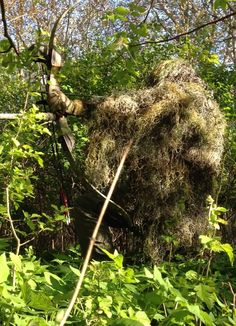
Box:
[32,11,225,261]
[84,60,225,262]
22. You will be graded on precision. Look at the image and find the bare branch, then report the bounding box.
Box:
[0,0,19,55]
[59,140,133,326]
[142,0,155,24]
[131,11,236,47]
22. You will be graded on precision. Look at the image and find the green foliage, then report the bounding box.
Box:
[213,0,230,10]
[0,107,68,256]
[0,199,235,325]
[0,239,235,325]
[0,106,48,206]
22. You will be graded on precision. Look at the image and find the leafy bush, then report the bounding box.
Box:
[0,240,235,325]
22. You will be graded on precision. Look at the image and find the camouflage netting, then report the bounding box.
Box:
[84,60,225,262]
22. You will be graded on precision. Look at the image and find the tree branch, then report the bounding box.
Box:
[0,0,19,55]
[131,11,236,47]
[59,140,133,326]
[142,0,155,24]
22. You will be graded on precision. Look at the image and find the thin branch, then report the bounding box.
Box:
[130,11,236,47]
[142,0,155,24]
[59,140,133,326]
[228,282,236,313]
[21,229,44,247]
[6,187,20,290]
[0,0,19,55]
[6,187,21,256]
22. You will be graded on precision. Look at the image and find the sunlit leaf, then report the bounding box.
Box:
[0,253,10,283]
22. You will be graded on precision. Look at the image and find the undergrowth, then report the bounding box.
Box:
[0,237,235,326]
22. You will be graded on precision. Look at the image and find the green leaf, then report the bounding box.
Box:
[187,304,214,326]
[101,249,123,267]
[0,39,11,51]
[55,310,65,324]
[153,313,165,321]
[21,281,32,303]
[195,284,216,310]
[0,253,10,283]
[28,291,54,311]
[129,4,146,13]
[98,295,113,318]
[143,267,153,278]
[0,238,10,251]
[10,252,22,271]
[135,311,150,325]
[216,207,228,213]
[70,265,81,276]
[114,6,130,15]
[199,235,213,245]
[221,243,234,266]
[214,0,228,10]
[185,270,198,280]
[114,253,124,269]
[153,266,172,291]
[207,54,220,65]
[44,271,62,285]
[137,24,148,37]
[142,291,165,305]
[12,137,20,147]
[216,217,228,225]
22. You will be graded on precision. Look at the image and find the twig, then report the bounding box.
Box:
[59,140,133,326]
[6,187,21,256]
[6,187,20,289]
[163,303,167,317]
[228,282,236,313]
[0,0,19,55]
[130,11,236,47]
[142,0,155,24]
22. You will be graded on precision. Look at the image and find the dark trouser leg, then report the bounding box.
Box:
[75,209,114,260]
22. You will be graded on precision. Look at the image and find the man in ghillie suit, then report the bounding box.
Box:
[83,60,225,262]
[41,33,224,262]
